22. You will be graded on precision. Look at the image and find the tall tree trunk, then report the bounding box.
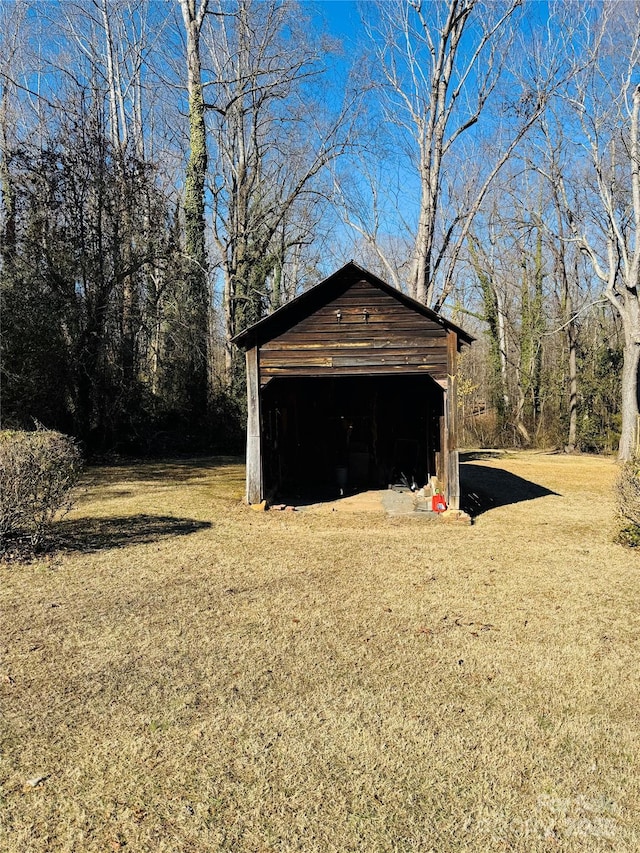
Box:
[514,384,531,445]
[550,171,578,452]
[410,1,473,306]
[531,227,544,423]
[496,287,510,415]
[223,268,235,384]
[181,0,210,417]
[566,302,578,452]
[413,151,435,303]
[0,80,15,264]
[618,305,640,460]
[469,239,507,429]
[101,0,123,149]
[561,249,579,453]
[0,80,15,432]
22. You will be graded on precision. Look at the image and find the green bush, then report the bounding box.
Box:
[0,429,83,551]
[616,457,640,547]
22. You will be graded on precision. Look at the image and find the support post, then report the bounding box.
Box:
[435,379,447,496]
[439,396,448,500]
[246,346,263,504]
[446,331,460,510]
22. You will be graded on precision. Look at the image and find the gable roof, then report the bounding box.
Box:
[232,261,475,350]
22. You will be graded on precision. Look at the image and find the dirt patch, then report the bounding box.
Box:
[296,488,388,514]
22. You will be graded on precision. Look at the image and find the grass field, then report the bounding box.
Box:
[1,452,640,852]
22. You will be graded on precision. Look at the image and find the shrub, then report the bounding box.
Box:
[616,457,640,547]
[0,429,83,552]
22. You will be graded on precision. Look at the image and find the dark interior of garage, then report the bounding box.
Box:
[261,375,444,501]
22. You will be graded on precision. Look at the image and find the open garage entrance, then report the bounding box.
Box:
[233,262,474,510]
[261,374,444,501]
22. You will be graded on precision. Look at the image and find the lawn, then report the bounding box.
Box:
[1,452,640,852]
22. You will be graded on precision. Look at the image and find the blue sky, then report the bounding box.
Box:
[309,0,361,40]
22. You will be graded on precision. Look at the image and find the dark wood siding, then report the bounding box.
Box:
[259,279,448,385]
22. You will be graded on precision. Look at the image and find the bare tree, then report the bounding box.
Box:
[332,154,412,292]
[534,115,584,451]
[358,0,568,310]
[560,2,640,459]
[203,0,353,385]
[467,180,548,447]
[0,3,25,270]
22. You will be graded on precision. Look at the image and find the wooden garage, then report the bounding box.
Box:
[232,262,474,509]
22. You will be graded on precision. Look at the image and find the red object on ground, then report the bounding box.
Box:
[432,494,447,513]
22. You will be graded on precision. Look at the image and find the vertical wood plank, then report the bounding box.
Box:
[245,346,263,504]
[446,331,460,510]
[440,394,449,502]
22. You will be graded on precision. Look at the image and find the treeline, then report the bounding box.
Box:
[457,164,625,454]
[0,1,636,457]
[0,0,348,454]
[2,99,196,452]
[460,307,623,453]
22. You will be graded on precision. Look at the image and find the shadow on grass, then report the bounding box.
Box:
[50,514,212,554]
[461,463,560,518]
[84,457,243,487]
[460,449,507,463]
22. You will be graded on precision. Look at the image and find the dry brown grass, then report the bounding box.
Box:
[2,452,640,852]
